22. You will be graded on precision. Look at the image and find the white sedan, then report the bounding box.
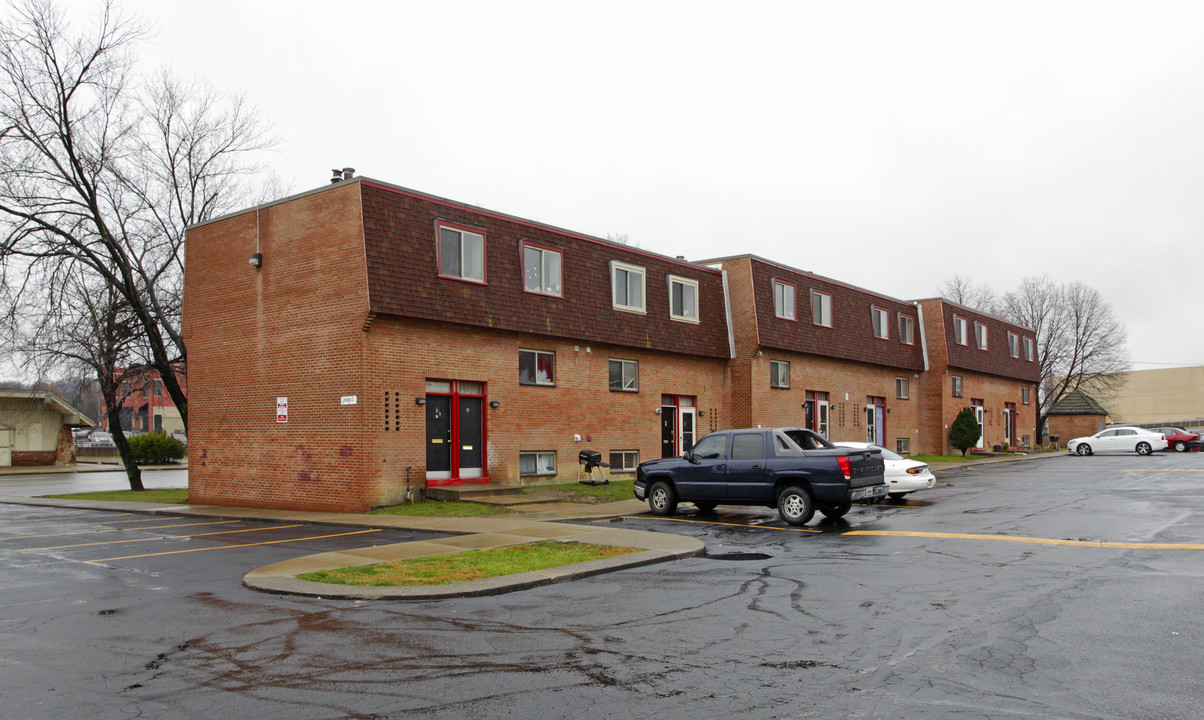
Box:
[835,442,936,499]
[1066,427,1167,456]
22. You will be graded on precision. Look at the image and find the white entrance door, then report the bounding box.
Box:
[973,405,985,449]
[0,427,12,466]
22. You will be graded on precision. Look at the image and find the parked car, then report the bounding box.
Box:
[171,430,188,445]
[1152,427,1200,452]
[834,442,936,499]
[88,430,114,445]
[1066,427,1167,456]
[634,427,887,525]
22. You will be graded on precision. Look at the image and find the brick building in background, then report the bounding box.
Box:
[915,299,1041,455]
[100,368,187,435]
[183,177,1041,512]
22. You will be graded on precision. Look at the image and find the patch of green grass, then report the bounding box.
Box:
[298,540,641,587]
[368,500,511,517]
[909,455,973,463]
[41,488,189,503]
[524,478,636,503]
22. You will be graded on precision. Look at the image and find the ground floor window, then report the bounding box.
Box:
[609,450,639,472]
[896,437,911,455]
[519,451,557,476]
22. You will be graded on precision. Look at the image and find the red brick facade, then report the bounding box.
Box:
[183,179,1043,512]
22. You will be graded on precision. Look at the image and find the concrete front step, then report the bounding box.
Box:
[426,483,529,503]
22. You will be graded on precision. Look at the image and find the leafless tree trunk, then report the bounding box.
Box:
[0,0,274,429]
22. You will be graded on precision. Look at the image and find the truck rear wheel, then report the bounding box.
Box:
[777,485,814,526]
[820,498,852,519]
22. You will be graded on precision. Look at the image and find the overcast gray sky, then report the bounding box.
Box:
[62,0,1204,368]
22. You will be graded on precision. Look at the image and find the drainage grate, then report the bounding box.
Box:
[707,552,773,561]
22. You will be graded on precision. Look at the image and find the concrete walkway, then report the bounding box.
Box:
[2,450,1065,600]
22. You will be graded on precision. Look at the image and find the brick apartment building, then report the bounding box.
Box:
[183,177,1040,512]
[100,368,187,435]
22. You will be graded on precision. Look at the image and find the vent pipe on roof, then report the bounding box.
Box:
[330,167,356,184]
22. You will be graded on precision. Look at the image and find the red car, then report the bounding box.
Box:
[1154,427,1200,452]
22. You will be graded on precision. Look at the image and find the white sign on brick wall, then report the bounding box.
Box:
[277,397,288,423]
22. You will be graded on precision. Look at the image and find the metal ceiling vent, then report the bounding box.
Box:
[330,167,356,183]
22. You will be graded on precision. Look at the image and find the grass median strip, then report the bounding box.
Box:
[41,488,190,503]
[297,540,642,587]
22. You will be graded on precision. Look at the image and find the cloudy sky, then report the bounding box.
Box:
[56,0,1204,368]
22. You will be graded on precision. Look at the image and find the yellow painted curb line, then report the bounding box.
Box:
[845,530,1204,549]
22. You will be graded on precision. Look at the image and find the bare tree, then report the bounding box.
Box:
[937,274,998,314]
[0,0,274,429]
[948,274,1130,442]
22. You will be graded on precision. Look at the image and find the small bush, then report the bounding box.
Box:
[950,408,981,457]
[128,431,187,464]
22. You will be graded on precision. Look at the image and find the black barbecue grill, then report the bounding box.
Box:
[577,449,610,485]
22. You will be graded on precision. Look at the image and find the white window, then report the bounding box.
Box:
[610,261,646,314]
[975,322,988,350]
[774,280,796,320]
[519,349,555,386]
[668,275,699,323]
[899,314,915,345]
[896,377,909,399]
[872,306,889,339]
[1022,386,1031,405]
[1008,332,1019,358]
[519,451,556,476]
[770,360,790,389]
[953,315,968,345]
[609,450,639,472]
[896,438,911,455]
[952,375,963,397]
[1024,337,1035,362]
[437,222,485,283]
[522,242,562,297]
[811,290,832,327]
[609,359,638,392]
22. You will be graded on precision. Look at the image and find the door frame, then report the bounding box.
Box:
[971,399,985,449]
[661,394,697,457]
[425,379,489,487]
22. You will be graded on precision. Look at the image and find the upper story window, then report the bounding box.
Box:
[610,261,646,314]
[1022,386,1031,405]
[975,322,988,350]
[952,375,963,397]
[953,315,968,345]
[437,221,486,283]
[773,280,796,320]
[1008,332,1019,358]
[153,379,163,397]
[871,306,889,339]
[519,349,555,386]
[899,314,915,345]
[811,290,832,327]
[609,358,638,392]
[770,360,790,389]
[522,242,562,297]
[896,377,909,399]
[668,276,699,323]
[1024,337,1035,362]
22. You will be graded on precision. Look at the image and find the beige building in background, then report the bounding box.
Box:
[1103,366,1204,427]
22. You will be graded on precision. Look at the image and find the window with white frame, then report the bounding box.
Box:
[896,438,911,455]
[1024,337,1035,361]
[519,349,555,386]
[811,290,832,327]
[896,377,909,399]
[609,358,638,392]
[668,275,699,323]
[437,222,486,283]
[1022,386,1031,405]
[522,242,562,297]
[975,322,988,350]
[1008,332,1019,357]
[770,360,790,389]
[519,451,557,476]
[899,314,915,344]
[953,315,968,345]
[872,306,889,339]
[608,450,639,472]
[610,261,646,313]
[952,375,963,397]
[773,280,796,320]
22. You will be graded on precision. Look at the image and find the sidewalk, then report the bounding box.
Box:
[3,451,1064,600]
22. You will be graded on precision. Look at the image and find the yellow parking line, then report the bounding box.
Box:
[87,528,382,563]
[21,524,305,551]
[622,516,823,533]
[845,530,1204,549]
[1,519,234,541]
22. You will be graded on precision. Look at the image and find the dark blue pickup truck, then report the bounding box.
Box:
[634,427,887,525]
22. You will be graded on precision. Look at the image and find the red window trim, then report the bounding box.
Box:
[953,314,969,345]
[898,313,916,345]
[974,321,989,351]
[772,278,797,322]
[1007,331,1020,358]
[871,305,890,340]
[519,239,565,300]
[811,289,833,328]
[435,219,489,286]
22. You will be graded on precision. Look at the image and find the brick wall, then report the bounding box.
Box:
[1047,415,1106,444]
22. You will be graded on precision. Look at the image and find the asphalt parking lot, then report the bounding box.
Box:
[4,452,1204,719]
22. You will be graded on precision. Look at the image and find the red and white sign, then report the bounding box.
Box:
[277,397,288,423]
